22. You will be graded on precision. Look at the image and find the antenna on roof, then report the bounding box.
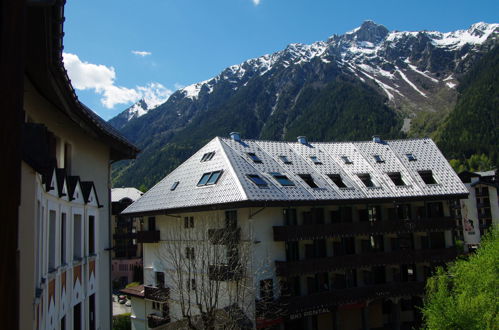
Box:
[229,132,241,142]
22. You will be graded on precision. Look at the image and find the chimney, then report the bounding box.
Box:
[230,132,241,142]
[297,136,308,145]
[372,135,382,144]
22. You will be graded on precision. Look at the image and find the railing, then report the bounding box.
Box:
[136,230,160,243]
[275,248,457,276]
[478,213,492,219]
[273,217,456,241]
[144,285,169,302]
[112,232,137,240]
[208,227,241,245]
[147,313,171,328]
[476,202,490,209]
[208,264,243,281]
[284,281,425,316]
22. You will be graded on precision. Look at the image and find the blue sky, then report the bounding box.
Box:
[63,0,498,120]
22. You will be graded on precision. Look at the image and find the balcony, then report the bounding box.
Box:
[476,202,490,209]
[284,281,425,316]
[147,313,171,328]
[208,227,241,245]
[144,286,169,302]
[208,264,243,281]
[275,248,457,277]
[136,230,160,243]
[478,213,492,220]
[273,217,456,241]
[113,232,137,240]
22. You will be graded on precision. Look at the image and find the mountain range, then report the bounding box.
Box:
[109,21,499,189]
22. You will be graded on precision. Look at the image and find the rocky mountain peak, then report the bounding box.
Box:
[347,20,389,44]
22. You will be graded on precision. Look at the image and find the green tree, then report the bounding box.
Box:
[112,313,131,330]
[422,227,499,329]
[449,153,495,173]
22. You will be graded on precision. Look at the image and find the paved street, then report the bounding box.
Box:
[112,294,131,316]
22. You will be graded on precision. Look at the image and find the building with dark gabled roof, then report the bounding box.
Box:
[0,1,140,329]
[122,134,467,330]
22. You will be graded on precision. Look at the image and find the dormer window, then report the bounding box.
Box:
[279,155,292,164]
[406,153,417,161]
[247,174,268,187]
[270,173,294,186]
[327,174,348,188]
[358,173,375,187]
[310,156,322,165]
[201,151,215,162]
[341,156,353,164]
[298,174,318,188]
[170,181,179,191]
[418,170,437,185]
[373,155,384,163]
[247,152,262,163]
[387,172,405,186]
[197,171,223,186]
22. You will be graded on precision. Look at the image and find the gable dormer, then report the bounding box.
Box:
[55,168,69,200]
[80,181,101,208]
[67,176,84,204]
[45,168,59,197]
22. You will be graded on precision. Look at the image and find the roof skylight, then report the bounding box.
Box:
[310,156,322,165]
[327,174,348,188]
[247,152,262,163]
[197,171,223,186]
[373,155,384,163]
[247,174,268,187]
[279,155,292,164]
[170,181,179,191]
[298,174,319,188]
[201,151,215,162]
[406,153,417,161]
[270,172,295,186]
[387,172,406,186]
[358,173,375,187]
[341,156,353,164]
[418,170,437,185]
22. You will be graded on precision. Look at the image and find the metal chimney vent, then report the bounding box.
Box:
[230,132,241,142]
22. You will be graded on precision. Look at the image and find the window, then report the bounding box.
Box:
[49,210,56,271]
[247,174,268,187]
[310,156,322,165]
[341,156,353,164]
[327,174,348,188]
[388,172,406,186]
[156,271,165,288]
[406,153,417,161]
[279,155,292,164]
[170,181,179,191]
[197,170,223,186]
[73,214,82,260]
[185,247,195,259]
[148,217,156,231]
[184,216,194,228]
[418,170,437,184]
[88,215,95,255]
[283,209,297,226]
[201,151,215,162]
[373,155,384,163]
[358,173,375,187]
[61,213,66,264]
[64,143,72,174]
[298,174,318,188]
[270,172,294,186]
[247,152,262,163]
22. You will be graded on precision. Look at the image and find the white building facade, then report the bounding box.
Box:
[122,134,468,330]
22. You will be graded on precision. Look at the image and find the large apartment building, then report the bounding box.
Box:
[122,134,467,330]
[15,1,139,330]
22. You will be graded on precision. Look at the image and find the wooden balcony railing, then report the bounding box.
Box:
[112,232,137,240]
[144,285,169,302]
[273,217,456,241]
[275,248,457,277]
[208,227,241,245]
[208,264,243,281]
[147,313,171,328]
[136,230,160,243]
[284,281,425,316]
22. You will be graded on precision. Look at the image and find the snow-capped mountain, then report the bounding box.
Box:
[110,21,498,189]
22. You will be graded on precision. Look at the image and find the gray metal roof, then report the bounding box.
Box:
[122,137,468,215]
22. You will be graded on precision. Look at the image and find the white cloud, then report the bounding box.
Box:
[252,0,261,5]
[63,52,171,109]
[132,50,152,57]
[174,83,185,90]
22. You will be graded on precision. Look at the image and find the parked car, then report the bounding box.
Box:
[125,301,131,307]
[119,299,127,304]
